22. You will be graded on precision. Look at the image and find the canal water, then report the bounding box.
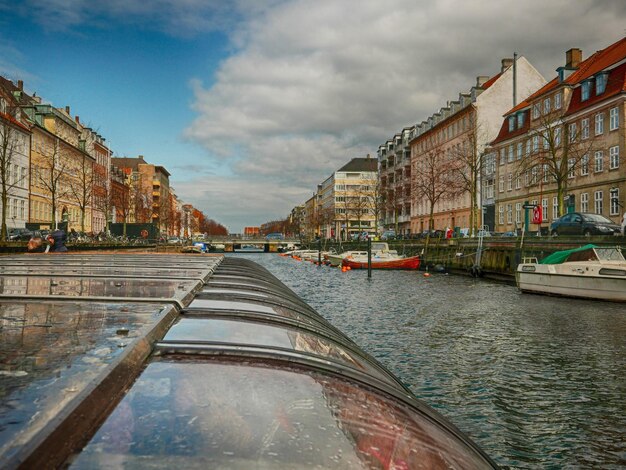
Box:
[230,252,626,469]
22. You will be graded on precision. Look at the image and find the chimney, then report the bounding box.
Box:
[501,58,514,72]
[476,76,489,88]
[65,106,70,115]
[17,80,23,90]
[566,48,582,68]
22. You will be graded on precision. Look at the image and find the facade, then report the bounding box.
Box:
[79,120,111,234]
[317,157,378,240]
[110,164,129,224]
[0,79,31,233]
[490,38,626,233]
[25,104,95,232]
[378,128,413,236]
[409,57,546,234]
[302,192,319,240]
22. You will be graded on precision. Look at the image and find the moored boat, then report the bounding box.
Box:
[326,250,369,267]
[342,253,421,270]
[516,244,626,301]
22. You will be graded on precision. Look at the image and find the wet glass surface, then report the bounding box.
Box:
[0,265,210,279]
[71,360,491,469]
[0,276,198,303]
[201,287,270,298]
[163,318,380,377]
[0,301,170,463]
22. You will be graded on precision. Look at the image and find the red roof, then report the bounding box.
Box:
[481,71,503,90]
[500,35,626,121]
[491,109,531,146]
[0,111,31,133]
[566,59,626,116]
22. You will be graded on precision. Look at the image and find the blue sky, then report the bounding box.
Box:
[1,1,626,232]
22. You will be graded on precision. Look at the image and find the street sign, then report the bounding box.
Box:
[522,204,537,209]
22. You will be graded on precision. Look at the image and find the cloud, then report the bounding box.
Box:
[181,0,626,231]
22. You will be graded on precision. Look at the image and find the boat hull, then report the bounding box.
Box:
[516,263,626,302]
[342,255,420,270]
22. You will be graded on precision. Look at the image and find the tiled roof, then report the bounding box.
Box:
[491,109,531,146]
[338,157,378,172]
[566,59,626,116]
[481,71,503,90]
[496,35,626,139]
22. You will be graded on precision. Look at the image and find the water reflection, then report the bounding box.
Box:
[235,253,626,469]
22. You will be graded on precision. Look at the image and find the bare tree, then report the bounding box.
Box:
[68,153,95,232]
[449,115,485,235]
[412,142,461,231]
[0,101,28,240]
[34,136,72,229]
[515,111,599,217]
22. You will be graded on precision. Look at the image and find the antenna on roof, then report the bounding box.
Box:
[513,52,518,107]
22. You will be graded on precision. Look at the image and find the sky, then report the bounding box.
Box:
[1,0,626,233]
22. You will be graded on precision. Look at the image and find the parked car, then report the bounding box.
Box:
[380,230,396,240]
[550,212,621,236]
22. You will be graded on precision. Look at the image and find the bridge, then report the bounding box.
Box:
[207,237,301,252]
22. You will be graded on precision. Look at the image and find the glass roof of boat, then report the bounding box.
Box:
[70,359,493,469]
[0,300,175,465]
[0,253,495,469]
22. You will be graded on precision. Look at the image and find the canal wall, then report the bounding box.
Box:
[309,236,626,281]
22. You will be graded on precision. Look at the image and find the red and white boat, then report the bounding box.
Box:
[342,253,420,270]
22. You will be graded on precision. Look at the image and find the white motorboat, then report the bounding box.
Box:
[516,244,626,301]
[326,250,369,267]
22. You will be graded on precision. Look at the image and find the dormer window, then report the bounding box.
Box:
[595,72,608,95]
[508,116,516,132]
[517,112,525,128]
[581,80,592,101]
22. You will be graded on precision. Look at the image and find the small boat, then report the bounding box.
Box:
[342,252,421,270]
[326,250,369,267]
[516,244,626,301]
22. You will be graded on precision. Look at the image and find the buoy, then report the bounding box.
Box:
[423,272,431,277]
[341,267,347,272]
[346,266,351,271]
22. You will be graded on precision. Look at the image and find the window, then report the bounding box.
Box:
[525,139,531,156]
[555,92,562,110]
[555,127,561,146]
[498,205,504,224]
[581,81,591,101]
[532,103,540,119]
[515,203,522,224]
[517,142,523,160]
[542,198,548,220]
[596,73,608,95]
[515,175,521,189]
[543,135,549,150]
[543,97,551,114]
[507,204,513,224]
[568,158,576,178]
[508,116,516,132]
[582,118,590,139]
[581,193,589,212]
[531,166,538,184]
[500,148,506,165]
[609,145,619,169]
[594,151,604,172]
[517,112,525,128]
[508,145,514,163]
[594,190,603,215]
[581,154,589,175]
[610,107,619,131]
[568,123,577,143]
[595,113,604,135]
[499,176,504,192]
[610,188,619,215]
[553,197,559,219]
[532,135,539,152]
[507,173,512,191]
[543,164,550,183]
[524,170,530,187]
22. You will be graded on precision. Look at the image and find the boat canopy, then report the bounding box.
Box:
[539,244,598,264]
